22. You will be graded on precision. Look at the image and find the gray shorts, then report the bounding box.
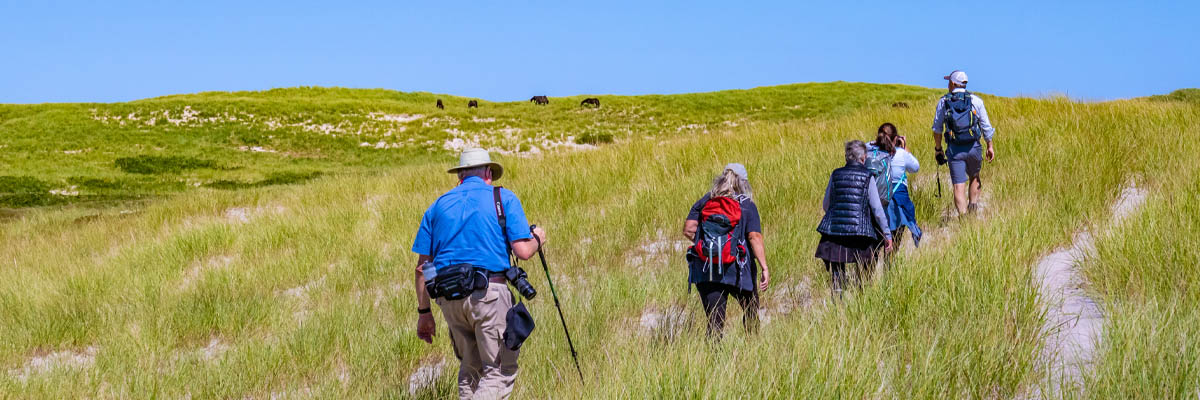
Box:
[947,143,983,184]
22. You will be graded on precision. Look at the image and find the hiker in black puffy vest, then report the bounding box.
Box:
[815,140,893,297]
[682,163,770,338]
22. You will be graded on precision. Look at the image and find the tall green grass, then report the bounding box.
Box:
[0,85,1197,398]
[1080,137,1200,399]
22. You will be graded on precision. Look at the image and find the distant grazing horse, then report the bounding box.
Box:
[530,96,549,105]
[468,100,479,108]
[436,99,444,110]
[891,102,909,109]
[580,98,600,108]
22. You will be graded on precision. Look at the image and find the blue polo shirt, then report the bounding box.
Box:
[412,176,533,272]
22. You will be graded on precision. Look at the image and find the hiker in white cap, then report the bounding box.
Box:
[682,163,770,338]
[412,148,547,399]
[932,70,996,216]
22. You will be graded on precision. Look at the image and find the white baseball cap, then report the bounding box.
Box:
[943,70,968,86]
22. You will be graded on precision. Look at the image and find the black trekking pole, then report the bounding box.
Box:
[530,225,584,384]
[935,150,945,198]
[936,164,943,198]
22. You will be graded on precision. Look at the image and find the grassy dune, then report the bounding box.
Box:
[1,85,1198,398]
[0,83,932,209]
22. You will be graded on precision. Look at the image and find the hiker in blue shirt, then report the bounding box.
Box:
[932,70,996,216]
[412,148,547,400]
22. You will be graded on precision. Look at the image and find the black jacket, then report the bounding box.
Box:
[817,163,880,239]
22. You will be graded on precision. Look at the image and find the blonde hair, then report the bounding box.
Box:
[709,169,753,199]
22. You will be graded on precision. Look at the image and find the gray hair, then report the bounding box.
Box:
[456,165,491,180]
[845,140,867,164]
[709,169,753,199]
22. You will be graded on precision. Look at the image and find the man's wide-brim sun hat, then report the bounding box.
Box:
[447,148,504,180]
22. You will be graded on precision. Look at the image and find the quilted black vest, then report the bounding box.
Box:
[817,163,879,239]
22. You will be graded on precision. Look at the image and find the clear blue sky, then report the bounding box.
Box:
[2,0,1197,104]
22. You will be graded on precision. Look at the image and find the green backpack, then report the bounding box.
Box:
[865,147,903,207]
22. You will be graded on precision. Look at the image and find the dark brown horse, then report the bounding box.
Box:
[530,96,549,105]
[468,100,479,108]
[436,99,444,110]
[580,98,600,107]
[891,102,909,109]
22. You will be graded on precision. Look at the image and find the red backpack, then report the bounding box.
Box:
[691,196,749,280]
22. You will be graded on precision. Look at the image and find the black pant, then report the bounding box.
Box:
[696,282,759,338]
[824,260,875,297]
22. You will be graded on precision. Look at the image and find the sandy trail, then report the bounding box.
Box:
[1032,183,1146,397]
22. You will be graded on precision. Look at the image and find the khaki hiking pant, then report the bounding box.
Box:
[436,282,520,400]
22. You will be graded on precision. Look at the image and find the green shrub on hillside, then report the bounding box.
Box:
[205,171,322,190]
[0,176,60,207]
[114,155,222,175]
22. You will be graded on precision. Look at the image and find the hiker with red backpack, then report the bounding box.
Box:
[815,141,893,297]
[682,163,770,338]
[932,70,996,216]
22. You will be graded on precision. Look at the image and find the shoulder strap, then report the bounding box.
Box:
[494,187,512,258]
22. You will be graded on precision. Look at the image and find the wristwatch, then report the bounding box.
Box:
[417,307,431,315]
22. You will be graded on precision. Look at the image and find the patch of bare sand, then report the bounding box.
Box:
[224,205,287,224]
[178,254,236,291]
[8,346,98,382]
[626,230,690,267]
[1030,182,1147,398]
[408,357,448,396]
[279,276,326,326]
[637,304,691,341]
[757,277,815,325]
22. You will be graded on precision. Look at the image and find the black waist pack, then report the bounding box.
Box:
[427,263,488,300]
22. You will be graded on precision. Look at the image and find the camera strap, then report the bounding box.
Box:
[494,187,523,304]
[494,187,514,263]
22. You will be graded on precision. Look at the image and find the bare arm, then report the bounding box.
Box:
[749,231,769,291]
[414,254,435,343]
[748,232,767,266]
[510,226,547,260]
[682,220,698,241]
[414,255,433,310]
[932,97,946,151]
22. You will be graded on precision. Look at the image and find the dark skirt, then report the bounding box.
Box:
[814,234,881,264]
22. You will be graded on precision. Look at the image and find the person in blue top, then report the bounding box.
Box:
[870,123,922,249]
[932,70,996,216]
[412,148,547,400]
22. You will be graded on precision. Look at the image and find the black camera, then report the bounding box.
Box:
[505,267,537,300]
